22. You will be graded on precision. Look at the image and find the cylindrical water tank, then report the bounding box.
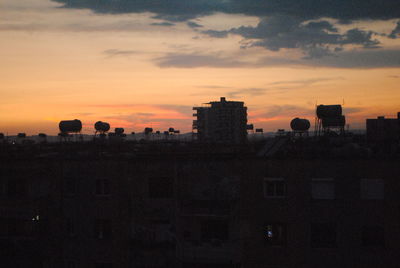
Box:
[290,118,311,131]
[59,119,82,133]
[322,116,346,128]
[168,127,175,133]
[316,105,342,119]
[95,121,110,132]
[115,128,124,135]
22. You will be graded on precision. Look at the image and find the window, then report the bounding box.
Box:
[64,260,76,268]
[95,219,112,240]
[362,225,385,247]
[148,177,173,199]
[66,218,75,236]
[311,222,336,248]
[201,219,229,242]
[95,263,112,268]
[7,178,27,198]
[263,178,286,198]
[265,223,286,246]
[95,179,110,195]
[311,178,335,200]
[64,177,77,195]
[360,179,384,200]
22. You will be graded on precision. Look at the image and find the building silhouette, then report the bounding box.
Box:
[193,97,248,144]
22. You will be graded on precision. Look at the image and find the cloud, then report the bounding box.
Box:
[53,0,400,21]
[388,21,400,39]
[227,88,267,98]
[203,16,381,58]
[187,21,203,28]
[154,53,251,68]
[103,49,138,57]
[255,105,314,119]
[153,48,400,69]
[150,21,175,26]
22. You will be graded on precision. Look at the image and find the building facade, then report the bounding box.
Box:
[193,97,248,144]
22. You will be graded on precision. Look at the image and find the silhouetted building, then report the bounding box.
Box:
[193,97,247,144]
[366,113,400,143]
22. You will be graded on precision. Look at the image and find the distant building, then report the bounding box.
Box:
[366,112,400,143]
[193,97,248,144]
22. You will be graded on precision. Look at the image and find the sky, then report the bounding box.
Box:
[1,0,400,135]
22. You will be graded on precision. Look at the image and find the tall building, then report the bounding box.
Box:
[193,97,248,144]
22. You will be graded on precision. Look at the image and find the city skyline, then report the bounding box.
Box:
[1,0,400,135]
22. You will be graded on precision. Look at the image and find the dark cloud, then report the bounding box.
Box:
[53,0,400,21]
[201,29,229,38]
[187,21,203,28]
[389,21,400,39]
[204,16,380,58]
[150,22,175,26]
[153,49,400,69]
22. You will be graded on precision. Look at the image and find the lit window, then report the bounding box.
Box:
[263,178,286,198]
[311,178,335,200]
[265,223,286,246]
[361,179,384,200]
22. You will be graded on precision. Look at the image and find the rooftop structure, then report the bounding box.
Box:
[366,112,400,143]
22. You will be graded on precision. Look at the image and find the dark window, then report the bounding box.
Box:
[64,261,76,268]
[360,179,384,200]
[64,177,77,195]
[7,218,33,237]
[95,263,112,268]
[263,178,286,198]
[95,219,112,240]
[96,179,110,195]
[362,225,385,247]
[7,178,27,198]
[201,219,229,242]
[311,223,336,248]
[311,178,335,200]
[148,177,173,199]
[265,223,286,246]
[66,218,75,236]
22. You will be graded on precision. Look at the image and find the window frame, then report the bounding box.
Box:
[263,177,287,199]
[311,178,335,200]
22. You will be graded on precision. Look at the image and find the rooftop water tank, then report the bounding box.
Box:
[95,121,110,133]
[290,118,311,131]
[115,128,124,135]
[322,116,346,128]
[316,105,342,119]
[59,119,82,133]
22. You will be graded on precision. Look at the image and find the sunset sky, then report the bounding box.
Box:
[1,0,400,135]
